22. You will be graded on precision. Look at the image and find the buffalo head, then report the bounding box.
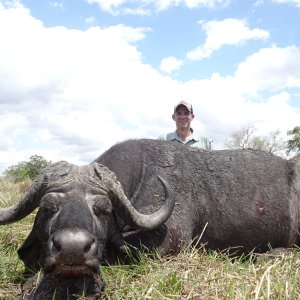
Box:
[0,161,174,299]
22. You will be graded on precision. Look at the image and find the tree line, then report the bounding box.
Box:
[3,126,300,182]
[225,125,300,157]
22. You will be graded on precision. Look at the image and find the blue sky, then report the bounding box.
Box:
[21,0,299,79]
[0,0,300,174]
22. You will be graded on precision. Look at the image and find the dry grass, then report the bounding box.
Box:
[1,179,300,299]
[102,247,300,300]
[0,178,31,207]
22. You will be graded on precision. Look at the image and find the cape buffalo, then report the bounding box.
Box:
[1,138,300,298]
[95,139,300,255]
[0,160,174,299]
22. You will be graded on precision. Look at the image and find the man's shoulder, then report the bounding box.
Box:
[191,130,214,150]
[158,131,177,141]
[192,130,212,141]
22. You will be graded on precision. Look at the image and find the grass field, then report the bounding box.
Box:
[1,179,300,299]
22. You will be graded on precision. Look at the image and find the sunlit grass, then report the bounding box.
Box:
[1,179,300,299]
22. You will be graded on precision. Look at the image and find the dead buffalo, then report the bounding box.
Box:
[0,161,174,299]
[95,139,300,255]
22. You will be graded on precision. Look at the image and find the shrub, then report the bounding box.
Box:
[4,155,51,182]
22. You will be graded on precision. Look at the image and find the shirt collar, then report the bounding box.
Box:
[174,128,199,143]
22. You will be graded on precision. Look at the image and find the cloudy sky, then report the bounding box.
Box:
[0,0,300,175]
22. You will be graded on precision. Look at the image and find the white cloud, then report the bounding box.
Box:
[0,2,180,172]
[49,1,64,9]
[84,0,231,15]
[255,0,300,7]
[0,3,299,175]
[272,0,300,7]
[84,16,96,24]
[187,18,269,60]
[235,45,300,94]
[159,56,184,73]
[184,0,231,8]
[122,7,151,16]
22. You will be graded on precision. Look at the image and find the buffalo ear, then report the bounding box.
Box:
[17,228,42,273]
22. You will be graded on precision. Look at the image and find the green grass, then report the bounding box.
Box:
[101,248,300,299]
[1,179,300,299]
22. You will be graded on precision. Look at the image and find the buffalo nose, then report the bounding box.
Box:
[50,229,98,263]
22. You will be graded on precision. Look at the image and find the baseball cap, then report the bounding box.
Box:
[174,101,193,113]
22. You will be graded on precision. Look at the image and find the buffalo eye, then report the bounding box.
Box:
[92,195,112,216]
[40,193,62,213]
[52,238,61,254]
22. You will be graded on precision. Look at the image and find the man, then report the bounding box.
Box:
[159,100,213,150]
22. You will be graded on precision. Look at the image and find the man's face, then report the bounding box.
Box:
[172,105,194,129]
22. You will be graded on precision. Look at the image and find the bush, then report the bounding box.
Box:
[4,155,51,182]
[287,126,300,156]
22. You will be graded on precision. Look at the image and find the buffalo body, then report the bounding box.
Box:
[96,139,300,255]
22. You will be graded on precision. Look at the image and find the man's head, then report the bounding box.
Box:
[174,101,193,114]
[172,101,195,130]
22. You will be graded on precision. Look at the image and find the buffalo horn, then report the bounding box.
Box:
[0,176,45,225]
[94,163,174,230]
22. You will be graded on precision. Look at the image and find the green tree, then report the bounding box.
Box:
[4,155,52,182]
[287,126,300,156]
